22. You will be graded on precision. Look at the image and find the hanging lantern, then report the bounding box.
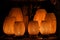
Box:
[3,17,15,35]
[40,13,56,35]
[8,8,23,21]
[33,9,47,32]
[14,21,25,36]
[28,21,39,35]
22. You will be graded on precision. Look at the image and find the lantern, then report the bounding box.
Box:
[40,13,56,34]
[3,17,15,35]
[33,9,47,32]
[8,8,23,21]
[14,21,25,36]
[45,13,56,34]
[28,21,39,35]
[40,21,52,34]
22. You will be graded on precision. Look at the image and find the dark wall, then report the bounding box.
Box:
[55,0,60,39]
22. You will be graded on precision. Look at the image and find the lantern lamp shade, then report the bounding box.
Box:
[3,17,15,35]
[40,21,52,34]
[33,9,47,21]
[40,13,56,35]
[28,21,39,35]
[8,8,23,21]
[14,21,25,36]
[33,9,47,32]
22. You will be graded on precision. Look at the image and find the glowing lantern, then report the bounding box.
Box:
[28,21,39,35]
[14,21,25,36]
[3,17,15,35]
[45,13,56,34]
[40,13,56,34]
[33,9,47,32]
[40,21,52,34]
[8,8,23,21]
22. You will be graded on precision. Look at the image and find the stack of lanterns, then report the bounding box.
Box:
[3,7,56,36]
[3,8,25,36]
[33,9,56,35]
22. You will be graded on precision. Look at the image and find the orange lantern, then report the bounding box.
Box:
[3,17,15,35]
[28,21,39,35]
[33,9,47,32]
[40,21,52,34]
[45,13,56,34]
[14,21,25,36]
[40,13,56,34]
[8,8,23,21]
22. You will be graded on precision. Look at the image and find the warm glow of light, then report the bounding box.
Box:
[33,9,47,32]
[14,21,25,36]
[40,21,52,34]
[8,8,23,21]
[3,17,15,35]
[40,13,56,34]
[28,21,39,35]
